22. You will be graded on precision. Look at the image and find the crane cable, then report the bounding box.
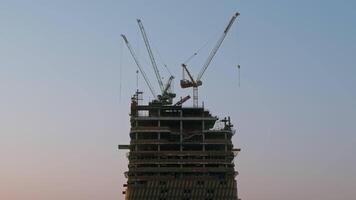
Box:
[235,21,241,87]
[148,39,173,77]
[119,37,124,103]
[183,30,220,65]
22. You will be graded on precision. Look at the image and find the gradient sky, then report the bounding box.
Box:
[1,1,356,200]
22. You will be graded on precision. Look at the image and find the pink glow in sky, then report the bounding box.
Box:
[1,1,356,200]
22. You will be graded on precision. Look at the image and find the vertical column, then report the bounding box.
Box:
[202,109,205,152]
[157,108,161,171]
[202,120,205,151]
[225,132,228,166]
[158,132,160,151]
[180,109,183,152]
[180,109,183,171]
[158,108,161,127]
[135,132,138,151]
[202,110,205,168]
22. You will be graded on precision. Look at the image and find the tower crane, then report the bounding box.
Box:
[137,19,176,104]
[121,20,176,105]
[121,34,157,99]
[180,12,240,107]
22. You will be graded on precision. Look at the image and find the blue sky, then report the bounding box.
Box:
[0,1,356,200]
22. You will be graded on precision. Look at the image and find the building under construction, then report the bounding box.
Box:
[119,12,241,200]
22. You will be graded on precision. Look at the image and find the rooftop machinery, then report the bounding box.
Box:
[180,12,240,107]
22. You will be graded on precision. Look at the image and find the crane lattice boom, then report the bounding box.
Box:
[121,34,157,98]
[137,19,165,92]
[197,12,239,81]
[180,12,240,107]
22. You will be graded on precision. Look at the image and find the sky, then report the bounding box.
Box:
[0,0,356,200]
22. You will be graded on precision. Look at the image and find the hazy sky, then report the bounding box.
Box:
[1,1,356,200]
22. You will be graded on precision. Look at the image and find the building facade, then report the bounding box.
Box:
[119,92,240,200]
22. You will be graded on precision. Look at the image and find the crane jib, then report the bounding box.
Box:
[137,19,165,92]
[180,11,240,107]
[197,12,239,81]
[224,12,239,33]
[121,34,158,99]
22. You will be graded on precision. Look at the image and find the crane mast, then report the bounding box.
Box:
[121,34,157,99]
[163,75,174,95]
